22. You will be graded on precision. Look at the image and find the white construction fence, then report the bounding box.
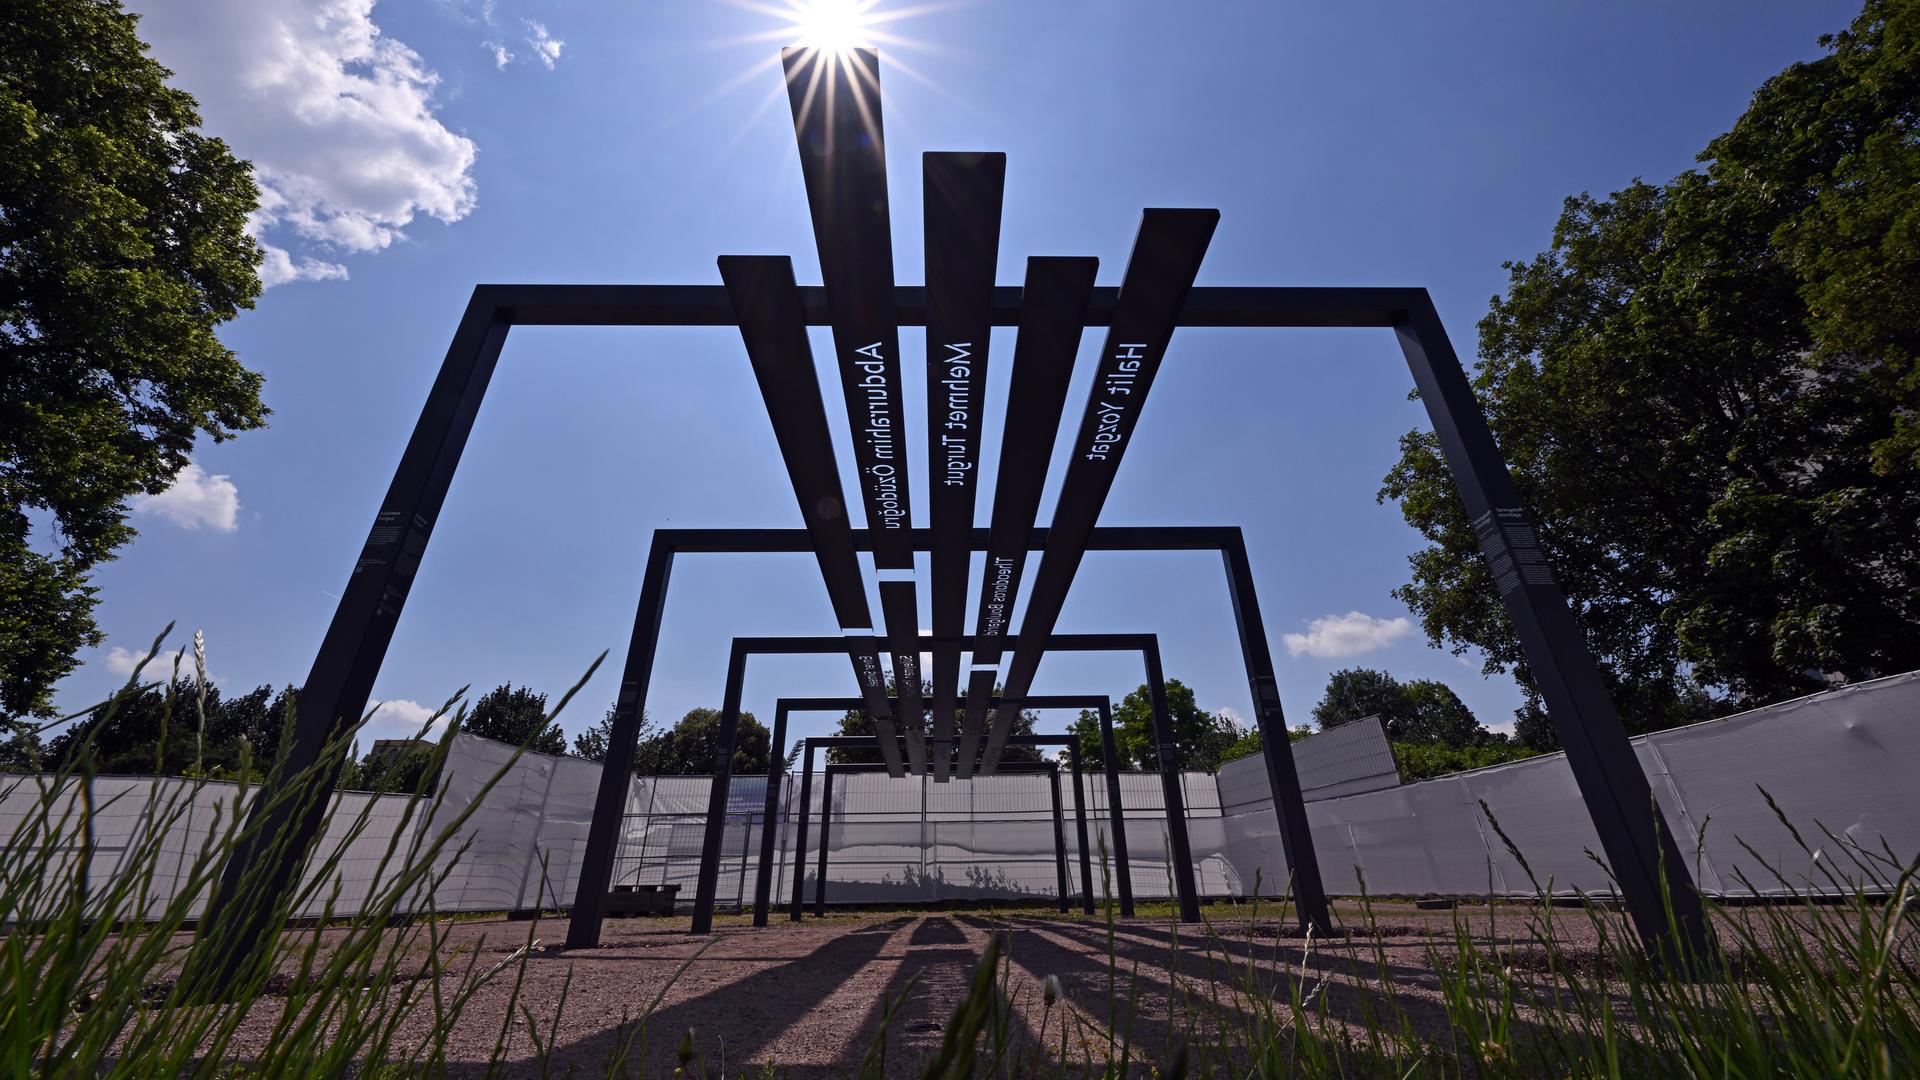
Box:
[3,671,1914,920]
[1219,670,1920,898]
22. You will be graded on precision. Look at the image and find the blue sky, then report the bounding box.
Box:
[72,0,1855,750]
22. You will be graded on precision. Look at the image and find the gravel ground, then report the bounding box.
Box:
[199,900,1638,1077]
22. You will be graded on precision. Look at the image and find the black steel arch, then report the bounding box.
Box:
[560,524,1330,948]
[922,151,1004,781]
[685,633,1198,934]
[202,278,1715,972]
[199,47,1711,971]
[789,736,1090,920]
[758,698,1106,928]
[765,696,1130,928]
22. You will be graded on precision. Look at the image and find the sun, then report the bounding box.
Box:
[723,0,940,60]
[788,0,880,52]
[705,0,948,143]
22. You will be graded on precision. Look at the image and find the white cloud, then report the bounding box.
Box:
[1283,611,1412,659]
[105,645,179,679]
[523,19,563,69]
[103,644,220,685]
[364,698,450,741]
[131,463,240,532]
[482,40,513,69]
[103,646,143,677]
[128,0,479,286]
[258,243,350,287]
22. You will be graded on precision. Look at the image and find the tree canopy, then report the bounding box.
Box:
[1311,668,1487,749]
[44,669,294,780]
[1379,0,1920,727]
[1309,669,1406,732]
[1198,722,1312,770]
[569,704,769,774]
[344,739,438,794]
[29,662,446,790]
[570,708,624,763]
[637,707,770,775]
[464,683,566,755]
[1,0,267,719]
[1305,669,1534,780]
[1068,679,1245,772]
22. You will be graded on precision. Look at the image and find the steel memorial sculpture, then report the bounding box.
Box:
[202,45,1714,972]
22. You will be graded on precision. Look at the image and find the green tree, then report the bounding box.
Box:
[1067,710,1104,769]
[1720,0,1920,475]
[0,718,42,771]
[572,714,610,763]
[1390,740,1539,784]
[1209,723,1311,767]
[1398,680,1483,749]
[465,683,566,755]
[634,707,769,775]
[44,669,294,779]
[1310,669,1409,732]
[571,707,612,762]
[571,706,655,766]
[1070,680,1242,771]
[1,0,267,719]
[1214,726,1264,767]
[1379,0,1920,725]
[245,685,298,774]
[46,676,189,774]
[1512,702,1559,752]
[1311,668,1489,747]
[345,741,436,793]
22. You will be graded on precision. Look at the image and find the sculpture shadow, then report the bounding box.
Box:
[445,916,916,1077]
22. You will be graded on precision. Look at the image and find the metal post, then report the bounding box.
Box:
[690,643,747,934]
[197,291,509,978]
[1394,297,1713,964]
[1070,748,1094,914]
[918,771,931,900]
[983,210,1218,773]
[751,703,791,926]
[956,668,996,779]
[1098,703,1135,917]
[736,808,754,911]
[568,536,675,947]
[923,151,1005,780]
[961,256,1100,776]
[1145,641,1201,922]
[1049,764,1069,913]
[814,765,835,916]
[710,635,1175,921]
[781,48,924,778]
[790,741,815,921]
[718,255,903,775]
[1220,530,1331,933]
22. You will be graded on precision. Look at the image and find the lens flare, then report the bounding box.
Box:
[702,0,959,159]
[790,0,879,52]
